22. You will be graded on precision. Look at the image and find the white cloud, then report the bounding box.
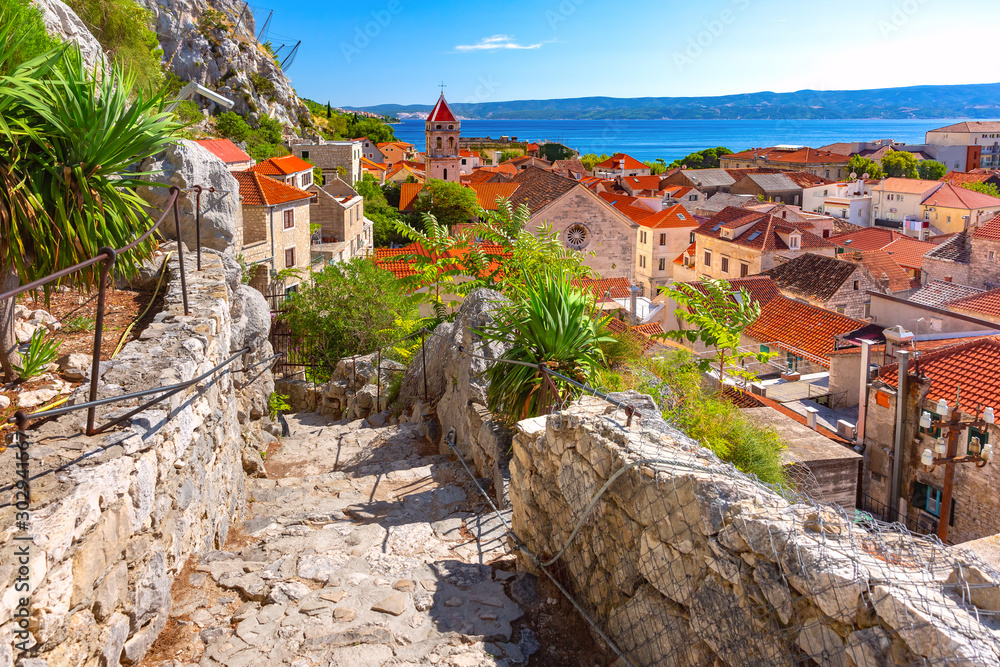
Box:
[455,34,543,52]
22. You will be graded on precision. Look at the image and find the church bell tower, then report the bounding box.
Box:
[424,92,461,183]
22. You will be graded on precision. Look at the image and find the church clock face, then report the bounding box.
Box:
[566,224,590,250]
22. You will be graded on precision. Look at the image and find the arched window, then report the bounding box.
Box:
[448,137,454,149]
[436,124,441,129]
[448,125,454,130]
[436,137,442,149]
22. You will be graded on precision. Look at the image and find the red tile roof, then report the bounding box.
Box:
[921,181,1000,209]
[673,242,696,265]
[194,139,251,165]
[373,243,510,281]
[594,153,646,171]
[398,182,423,211]
[234,170,314,207]
[683,275,783,307]
[427,94,457,122]
[830,227,906,252]
[250,155,314,176]
[880,236,937,270]
[724,146,851,165]
[620,175,664,191]
[973,212,1000,240]
[744,295,864,366]
[696,207,831,251]
[944,287,1000,319]
[480,163,518,177]
[636,204,698,229]
[879,337,1000,412]
[526,142,539,152]
[360,156,388,171]
[843,250,913,292]
[468,183,520,210]
[573,276,633,301]
[941,171,1000,187]
[508,167,581,214]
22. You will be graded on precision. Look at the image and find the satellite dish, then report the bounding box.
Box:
[681,164,687,170]
[849,172,857,180]
[862,172,870,180]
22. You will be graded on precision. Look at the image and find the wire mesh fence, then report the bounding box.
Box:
[415,329,1000,667]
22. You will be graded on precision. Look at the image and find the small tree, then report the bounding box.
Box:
[918,159,948,181]
[658,279,773,389]
[881,151,920,179]
[579,153,609,172]
[498,149,522,163]
[279,258,419,369]
[846,154,884,180]
[961,181,1000,198]
[645,159,667,175]
[412,178,478,229]
[325,101,331,119]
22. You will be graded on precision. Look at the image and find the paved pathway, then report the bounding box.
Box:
[143,413,536,667]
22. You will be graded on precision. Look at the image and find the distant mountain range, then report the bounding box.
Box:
[344,83,1000,121]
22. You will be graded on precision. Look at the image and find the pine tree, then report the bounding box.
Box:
[325,101,331,119]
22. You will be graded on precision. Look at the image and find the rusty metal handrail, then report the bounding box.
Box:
[0,185,208,435]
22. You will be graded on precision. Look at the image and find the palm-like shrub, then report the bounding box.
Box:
[0,28,180,379]
[478,270,613,425]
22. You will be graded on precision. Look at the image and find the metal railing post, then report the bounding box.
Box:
[376,348,382,412]
[172,195,190,316]
[194,185,203,271]
[86,247,117,435]
[420,328,428,402]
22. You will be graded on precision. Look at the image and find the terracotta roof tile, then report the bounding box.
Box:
[635,204,697,230]
[973,212,1000,240]
[696,207,831,251]
[250,155,314,176]
[398,183,423,211]
[468,183,520,210]
[880,236,937,270]
[682,275,783,307]
[830,227,906,252]
[878,177,943,195]
[621,175,664,191]
[763,253,861,301]
[922,182,1000,209]
[879,337,1000,411]
[842,250,912,292]
[944,287,1000,319]
[941,171,1000,187]
[744,296,865,366]
[573,276,632,300]
[373,242,510,281]
[594,153,646,170]
[930,121,1000,133]
[194,139,251,165]
[234,170,314,207]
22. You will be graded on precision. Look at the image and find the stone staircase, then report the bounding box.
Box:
[141,412,537,667]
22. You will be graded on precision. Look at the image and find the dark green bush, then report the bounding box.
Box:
[0,0,59,74]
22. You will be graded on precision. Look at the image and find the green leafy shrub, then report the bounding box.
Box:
[249,72,275,97]
[198,8,229,34]
[214,111,250,142]
[63,315,96,333]
[0,0,59,74]
[174,99,202,125]
[268,392,291,419]
[13,330,61,380]
[279,258,420,370]
[66,0,165,93]
[642,351,788,487]
[478,270,613,424]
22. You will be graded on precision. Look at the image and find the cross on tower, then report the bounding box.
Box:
[438,81,446,93]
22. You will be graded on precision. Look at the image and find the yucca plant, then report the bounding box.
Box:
[12,329,60,380]
[0,24,180,380]
[478,269,614,425]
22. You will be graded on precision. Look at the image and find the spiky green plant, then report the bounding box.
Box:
[12,329,60,379]
[0,26,180,379]
[477,270,614,425]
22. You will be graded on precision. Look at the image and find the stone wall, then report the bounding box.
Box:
[510,400,1000,666]
[0,250,275,666]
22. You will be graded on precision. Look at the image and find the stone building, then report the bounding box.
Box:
[923,213,1000,289]
[234,170,315,291]
[863,338,1000,542]
[675,206,836,283]
[762,252,884,319]
[424,93,461,182]
[306,177,372,265]
[509,167,638,282]
[633,204,699,295]
[289,139,362,185]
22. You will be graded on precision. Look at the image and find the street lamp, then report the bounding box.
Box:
[919,387,994,543]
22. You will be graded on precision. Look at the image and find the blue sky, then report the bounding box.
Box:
[255,0,1000,107]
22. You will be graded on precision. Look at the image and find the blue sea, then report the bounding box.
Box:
[391,118,973,164]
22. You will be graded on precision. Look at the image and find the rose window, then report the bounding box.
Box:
[566,224,590,250]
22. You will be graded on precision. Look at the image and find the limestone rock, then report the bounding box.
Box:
[371,592,407,616]
[139,140,243,253]
[58,353,92,381]
[946,564,1000,612]
[31,0,107,72]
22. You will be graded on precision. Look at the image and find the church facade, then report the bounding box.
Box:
[424,93,461,182]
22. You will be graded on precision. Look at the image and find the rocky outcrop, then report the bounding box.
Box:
[139,140,243,254]
[511,400,1000,666]
[138,0,309,130]
[0,251,275,666]
[31,0,106,72]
